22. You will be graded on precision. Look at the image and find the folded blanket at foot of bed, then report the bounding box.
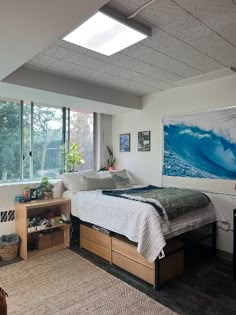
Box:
[102,185,210,220]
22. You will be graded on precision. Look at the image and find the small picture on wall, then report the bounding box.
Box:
[120,133,130,152]
[138,131,151,151]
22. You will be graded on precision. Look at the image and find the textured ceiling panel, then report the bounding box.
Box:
[123,44,202,77]
[98,63,174,89]
[110,53,182,82]
[137,0,236,66]
[24,0,236,96]
[142,29,223,72]
[27,55,57,68]
[26,61,96,82]
[55,39,111,62]
[109,0,149,16]
[91,72,158,95]
[55,41,180,82]
[175,0,236,45]
[40,44,69,59]
[60,51,109,72]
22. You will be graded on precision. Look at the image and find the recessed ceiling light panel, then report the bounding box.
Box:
[63,11,149,56]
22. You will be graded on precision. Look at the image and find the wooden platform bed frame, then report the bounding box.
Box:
[71,215,217,290]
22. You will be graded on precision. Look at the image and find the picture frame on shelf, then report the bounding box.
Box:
[120,133,131,152]
[30,188,37,200]
[138,131,151,151]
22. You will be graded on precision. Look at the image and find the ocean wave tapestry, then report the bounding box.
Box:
[163,107,236,180]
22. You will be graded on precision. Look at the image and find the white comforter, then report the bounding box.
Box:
[65,190,166,262]
[63,189,229,263]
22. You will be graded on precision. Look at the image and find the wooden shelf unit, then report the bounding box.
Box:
[15,198,71,259]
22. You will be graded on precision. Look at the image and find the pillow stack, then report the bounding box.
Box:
[61,169,135,193]
[61,169,96,193]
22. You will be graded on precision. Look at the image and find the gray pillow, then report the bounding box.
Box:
[80,176,115,191]
[110,169,135,189]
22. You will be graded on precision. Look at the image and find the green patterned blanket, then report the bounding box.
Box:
[102,185,210,220]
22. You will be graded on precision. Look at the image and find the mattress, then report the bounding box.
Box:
[63,189,228,262]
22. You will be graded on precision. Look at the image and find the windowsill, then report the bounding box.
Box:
[0,179,62,188]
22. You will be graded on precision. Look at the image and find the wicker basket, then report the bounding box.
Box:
[0,234,20,260]
[0,243,19,260]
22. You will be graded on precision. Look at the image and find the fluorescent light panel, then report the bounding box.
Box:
[63,11,148,56]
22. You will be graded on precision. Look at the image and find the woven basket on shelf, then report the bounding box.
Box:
[0,243,19,260]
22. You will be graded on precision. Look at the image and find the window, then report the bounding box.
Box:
[69,109,94,171]
[0,98,94,182]
[0,98,21,181]
[32,104,64,179]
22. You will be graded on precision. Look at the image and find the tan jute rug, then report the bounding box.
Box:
[0,249,177,315]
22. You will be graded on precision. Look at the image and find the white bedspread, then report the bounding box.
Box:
[63,190,228,263]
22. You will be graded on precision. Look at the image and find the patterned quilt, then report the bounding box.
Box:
[102,185,210,220]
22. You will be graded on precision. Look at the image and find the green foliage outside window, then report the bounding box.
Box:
[0,99,94,182]
[65,143,85,172]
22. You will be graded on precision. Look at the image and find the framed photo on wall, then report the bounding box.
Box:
[120,133,130,152]
[138,131,151,151]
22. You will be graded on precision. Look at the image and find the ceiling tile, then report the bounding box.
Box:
[99,64,174,90]
[136,0,236,66]
[175,0,236,46]
[110,53,183,82]
[142,29,223,72]
[26,55,57,67]
[60,50,109,72]
[41,44,69,59]
[123,44,202,78]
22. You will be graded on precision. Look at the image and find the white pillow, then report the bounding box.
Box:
[61,170,96,193]
[109,169,135,189]
[52,181,66,198]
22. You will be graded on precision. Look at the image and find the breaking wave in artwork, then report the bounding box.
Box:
[163,124,236,179]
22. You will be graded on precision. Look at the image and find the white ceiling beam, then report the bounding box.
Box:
[3,67,142,110]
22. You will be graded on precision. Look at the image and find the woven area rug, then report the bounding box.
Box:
[0,249,177,315]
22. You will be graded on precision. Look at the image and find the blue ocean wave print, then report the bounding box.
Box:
[163,124,236,179]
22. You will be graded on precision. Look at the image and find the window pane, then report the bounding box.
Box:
[70,110,94,171]
[33,105,63,179]
[0,99,21,181]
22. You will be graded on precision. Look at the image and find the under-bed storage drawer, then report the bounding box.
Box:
[80,225,112,263]
[112,236,155,285]
[112,251,155,285]
[112,236,154,269]
[112,235,184,288]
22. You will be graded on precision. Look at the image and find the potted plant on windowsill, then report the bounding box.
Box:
[107,145,116,170]
[99,145,116,171]
[65,143,85,172]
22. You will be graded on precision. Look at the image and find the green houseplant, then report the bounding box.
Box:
[65,143,85,172]
[37,176,54,199]
[99,146,116,171]
[107,145,116,170]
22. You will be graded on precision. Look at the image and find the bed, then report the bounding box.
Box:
[59,169,229,288]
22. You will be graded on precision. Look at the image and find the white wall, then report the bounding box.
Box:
[112,74,236,254]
